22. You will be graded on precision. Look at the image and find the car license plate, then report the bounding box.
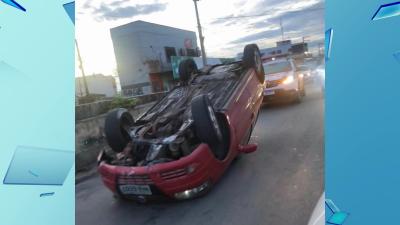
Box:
[119,184,152,195]
[264,90,275,96]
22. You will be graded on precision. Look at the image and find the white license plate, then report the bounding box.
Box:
[264,90,275,96]
[119,184,152,195]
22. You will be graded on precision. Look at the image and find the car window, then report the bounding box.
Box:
[263,61,292,75]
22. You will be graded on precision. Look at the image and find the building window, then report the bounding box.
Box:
[186,48,197,57]
[164,47,177,63]
[179,48,185,56]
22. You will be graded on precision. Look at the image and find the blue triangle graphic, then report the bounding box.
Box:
[63,1,75,25]
[1,0,26,12]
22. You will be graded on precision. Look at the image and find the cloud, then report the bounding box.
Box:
[252,0,298,10]
[109,0,130,7]
[87,2,168,21]
[249,1,324,28]
[210,0,323,34]
[229,1,324,45]
[230,28,281,44]
[211,0,298,25]
[209,14,235,25]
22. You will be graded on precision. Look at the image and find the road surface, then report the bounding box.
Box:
[76,82,324,225]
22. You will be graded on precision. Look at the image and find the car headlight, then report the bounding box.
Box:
[282,75,294,84]
[174,181,210,200]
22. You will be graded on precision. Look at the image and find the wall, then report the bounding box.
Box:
[75,92,166,120]
[76,100,111,121]
[75,102,154,172]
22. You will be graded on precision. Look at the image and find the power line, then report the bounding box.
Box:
[215,6,324,20]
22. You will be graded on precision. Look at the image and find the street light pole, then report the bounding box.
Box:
[193,0,207,66]
[279,17,284,40]
[75,39,90,96]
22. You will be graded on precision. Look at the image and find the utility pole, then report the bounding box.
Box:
[279,17,284,40]
[193,0,207,66]
[75,39,90,96]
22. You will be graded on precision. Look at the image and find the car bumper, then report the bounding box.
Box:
[263,88,298,102]
[97,143,224,201]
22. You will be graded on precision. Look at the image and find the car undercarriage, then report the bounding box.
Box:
[103,63,246,167]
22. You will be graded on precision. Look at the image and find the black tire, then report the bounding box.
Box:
[179,58,198,83]
[104,108,134,153]
[243,44,265,83]
[191,94,227,160]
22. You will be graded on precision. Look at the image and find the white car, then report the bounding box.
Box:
[307,193,325,225]
[262,58,305,103]
[313,64,325,93]
[297,65,312,81]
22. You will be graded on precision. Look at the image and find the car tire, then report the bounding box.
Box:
[243,44,265,83]
[104,108,134,153]
[179,58,198,83]
[191,94,228,160]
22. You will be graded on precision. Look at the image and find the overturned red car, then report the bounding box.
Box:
[97,44,265,202]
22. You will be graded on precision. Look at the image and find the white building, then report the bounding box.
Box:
[110,20,199,96]
[76,74,117,97]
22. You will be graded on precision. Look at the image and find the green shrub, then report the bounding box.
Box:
[109,95,138,110]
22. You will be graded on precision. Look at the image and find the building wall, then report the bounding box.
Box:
[111,20,197,95]
[260,45,292,56]
[76,75,117,97]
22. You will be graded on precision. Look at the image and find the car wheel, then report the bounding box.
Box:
[179,58,198,84]
[191,94,228,160]
[104,108,134,153]
[243,44,265,83]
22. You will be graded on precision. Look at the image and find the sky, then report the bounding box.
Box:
[76,0,324,76]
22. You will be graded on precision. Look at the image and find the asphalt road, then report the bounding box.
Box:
[76,82,324,225]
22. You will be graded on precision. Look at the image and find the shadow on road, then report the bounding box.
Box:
[262,84,323,111]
